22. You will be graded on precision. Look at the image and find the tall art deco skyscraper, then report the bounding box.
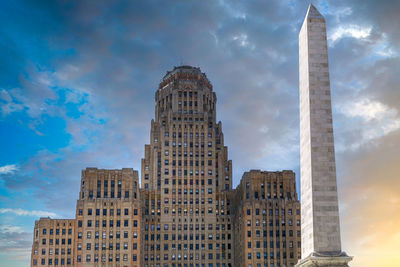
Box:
[140,66,234,266]
[297,4,352,266]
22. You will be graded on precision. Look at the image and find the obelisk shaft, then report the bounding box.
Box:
[299,4,342,258]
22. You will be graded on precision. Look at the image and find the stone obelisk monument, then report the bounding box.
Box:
[297,4,352,266]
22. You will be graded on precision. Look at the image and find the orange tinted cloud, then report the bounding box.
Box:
[339,129,400,266]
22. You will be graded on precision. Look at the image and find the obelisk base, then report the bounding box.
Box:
[296,252,353,267]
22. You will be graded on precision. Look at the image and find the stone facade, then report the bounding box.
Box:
[74,168,142,266]
[298,4,352,266]
[31,218,75,266]
[232,170,301,267]
[30,66,302,267]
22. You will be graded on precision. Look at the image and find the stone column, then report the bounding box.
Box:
[297,4,352,266]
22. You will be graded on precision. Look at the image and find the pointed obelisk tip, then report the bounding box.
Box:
[305,3,324,19]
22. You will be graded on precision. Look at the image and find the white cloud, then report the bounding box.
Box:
[0,89,12,102]
[0,225,25,234]
[0,90,24,117]
[0,164,19,175]
[344,98,393,121]
[232,34,254,49]
[339,98,400,149]
[329,25,371,45]
[0,208,57,218]
[372,33,398,58]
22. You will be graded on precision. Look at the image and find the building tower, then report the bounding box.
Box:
[74,168,142,266]
[140,66,234,266]
[232,170,301,267]
[297,4,352,266]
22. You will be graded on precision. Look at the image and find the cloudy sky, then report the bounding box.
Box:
[0,0,399,266]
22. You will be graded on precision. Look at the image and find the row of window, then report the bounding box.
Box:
[178,101,198,107]
[143,198,229,206]
[144,252,231,261]
[40,228,72,236]
[246,230,301,239]
[173,113,207,118]
[145,171,227,181]
[246,181,283,189]
[160,132,212,139]
[144,233,231,241]
[157,91,202,110]
[78,207,138,216]
[40,238,72,245]
[159,150,217,158]
[163,150,214,158]
[163,198,229,205]
[88,189,134,199]
[246,191,292,199]
[164,188,214,194]
[161,173,221,183]
[34,248,71,255]
[144,263,232,267]
[78,230,138,239]
[247,264,296,267]
[247,240,300,249]
[162,167,215,175]
[247,219,300,227]
[77,242,137,251]
[177,90,198,98]
[79,208,133,216]
[77,253,138,262]
[164,159,215,166]
[247,251,299,260]
[78,219,136,228]
[144,223,231,231]
[171,108,213,115]
[32,258,71,266]
[161,141,213,148]
[246,193,293,200]
[158,120,214,131]
[246,209,300,216]
[161,176,230,184]
[143,243,231,251]
[90,179,138,188]
[150,207,230,216]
